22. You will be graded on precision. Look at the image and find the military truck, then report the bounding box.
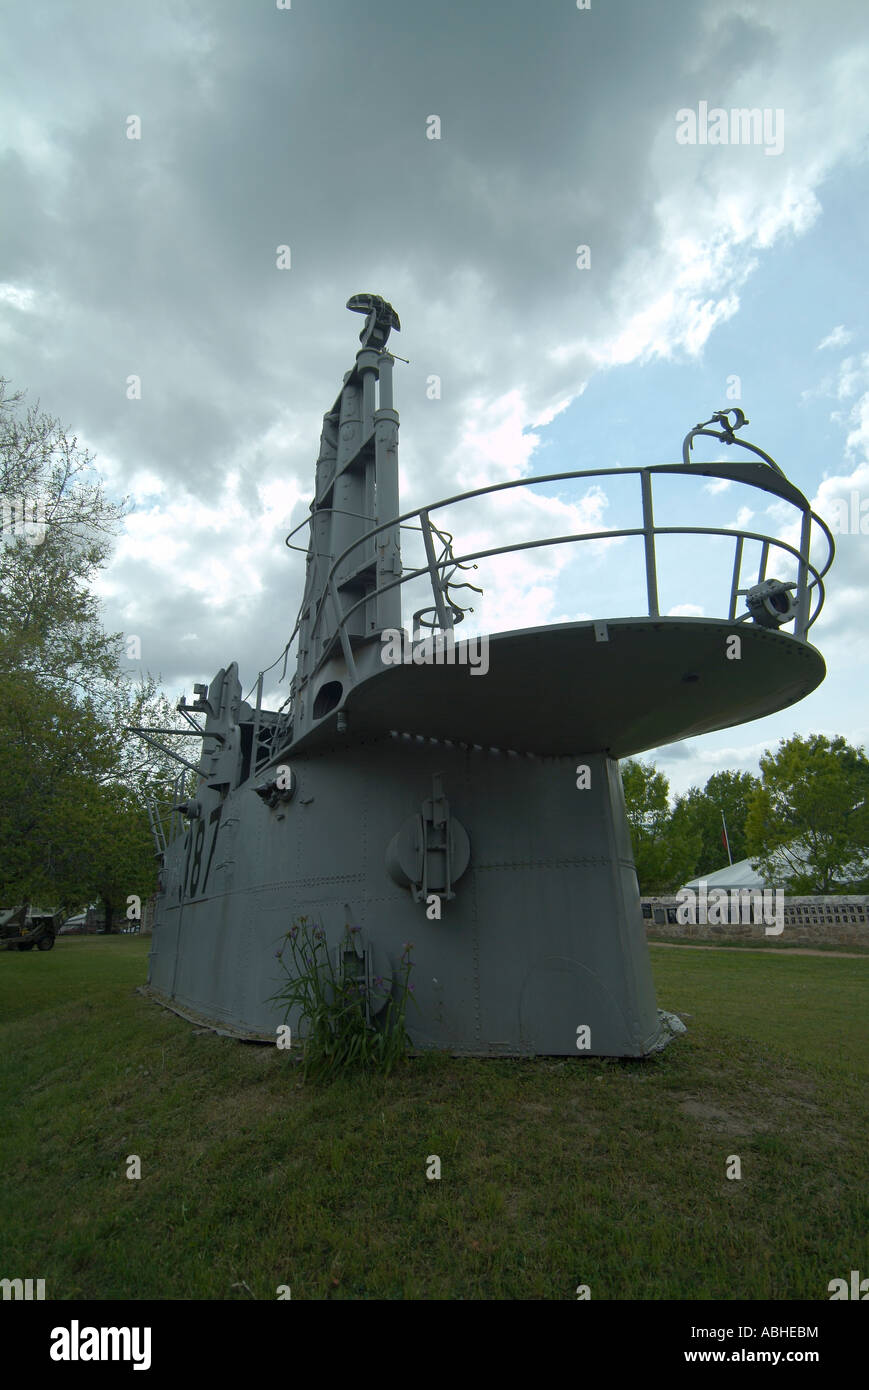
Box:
[0,905,61,951]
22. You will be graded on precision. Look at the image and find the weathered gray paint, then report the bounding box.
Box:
[144,299,833,1055]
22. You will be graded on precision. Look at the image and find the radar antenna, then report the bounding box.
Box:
[346,293,401,351]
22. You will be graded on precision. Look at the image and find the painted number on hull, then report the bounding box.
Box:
[180,806,222,901]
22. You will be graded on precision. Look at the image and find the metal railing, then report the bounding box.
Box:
[145,767,188,858]
[312,461,831,660]
[250,454,833,769]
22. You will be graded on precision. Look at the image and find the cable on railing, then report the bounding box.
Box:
[273,455,834,707]
[681,409,786,477]
[331,521,826,650]
[412,514,483,633]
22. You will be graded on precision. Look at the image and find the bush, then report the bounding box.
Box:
[269,917,415,1081]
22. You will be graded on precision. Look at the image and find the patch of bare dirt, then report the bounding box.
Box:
[677,1097,763,1134]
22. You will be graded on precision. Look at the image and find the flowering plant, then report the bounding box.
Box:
[269,918,415,1080]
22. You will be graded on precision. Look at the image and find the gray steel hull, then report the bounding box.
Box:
[142,311,832,1060]
[148,739,670,1055]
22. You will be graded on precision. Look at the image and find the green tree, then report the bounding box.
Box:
[744,734,869,892]
[76,786,159,934]
[0,380,198,917]
[670,769,760,873]
[0,377,128,692]
[0,377,197,785]
[0,669,117,907]
[621,759,701,894]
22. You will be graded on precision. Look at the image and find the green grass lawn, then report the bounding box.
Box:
[1,935,866,1300]
[648,933,869,954]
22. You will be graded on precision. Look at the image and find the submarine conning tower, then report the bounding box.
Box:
[143,297,835,1056]
[290,293,403,745]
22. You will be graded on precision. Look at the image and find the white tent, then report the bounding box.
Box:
[680,858,772,893]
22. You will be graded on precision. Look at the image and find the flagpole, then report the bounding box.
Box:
[721,809,733,866]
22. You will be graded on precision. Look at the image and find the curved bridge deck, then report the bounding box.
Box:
[292,617,825,758]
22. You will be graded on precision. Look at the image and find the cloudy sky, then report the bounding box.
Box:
[2,0,868,797]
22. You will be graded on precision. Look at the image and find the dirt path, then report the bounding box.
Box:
[649,942,866,959]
